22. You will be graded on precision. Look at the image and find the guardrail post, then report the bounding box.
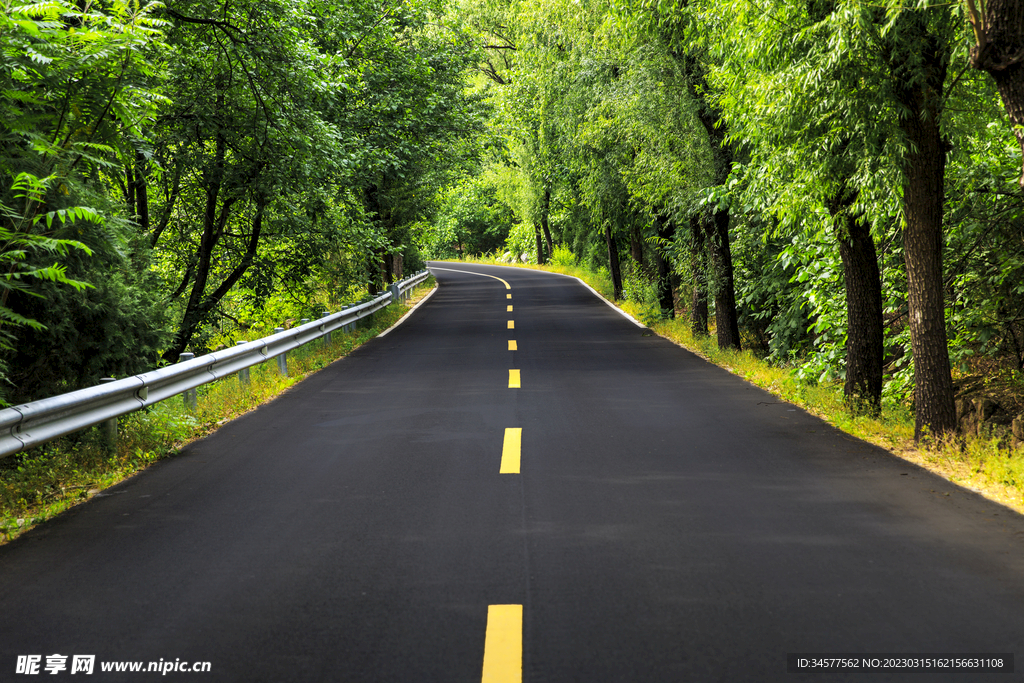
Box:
[236,341,250,386]
[341,305,351,333]
[179,353,197,410]
[388,283,400,304]
[99,378,117,451]
[322,312,331,346]
[274,328,288,375]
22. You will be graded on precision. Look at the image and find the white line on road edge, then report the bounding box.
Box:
[376,284,439,338]
[546,271,645,328]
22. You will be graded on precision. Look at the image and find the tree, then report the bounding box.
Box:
[966,0,1024,187]
[708,0,966,433]
[153,0,336,360]
[889,7,958,436]
[0,0,170,401]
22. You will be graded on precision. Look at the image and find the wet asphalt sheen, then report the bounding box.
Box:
[2,262,1024,682]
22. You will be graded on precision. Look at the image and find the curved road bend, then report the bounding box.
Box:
[1,261,1023,682]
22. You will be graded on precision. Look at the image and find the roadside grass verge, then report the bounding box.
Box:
[0,280,436,545]
[456,256,1024,513]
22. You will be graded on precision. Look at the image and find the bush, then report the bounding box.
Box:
[550,244,577,266]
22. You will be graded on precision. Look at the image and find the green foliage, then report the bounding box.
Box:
[426,173,516,258]
[732,228,812,362]
[549,244,576,267]
[150,0,485,356]
[503,222,537,263]
[0,0,169,402]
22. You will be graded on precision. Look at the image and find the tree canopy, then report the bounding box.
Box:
[3,0,1024,442]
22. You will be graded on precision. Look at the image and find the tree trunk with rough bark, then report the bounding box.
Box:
[893,15,957,440]
[630,223,644,271]
[540,186,554,257]
[654,214,675,319]
[164,191,263,363]
[709,209,740,350]
[135,152,149,233]
[833,204,884,413]
[968,0,1024,186]
[679,50,740,349]
[689,214,709,336]
[605,221,623,300]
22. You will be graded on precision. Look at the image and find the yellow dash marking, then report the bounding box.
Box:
[500,428,522,474]
[482,604,523,682]
[507,320,514,330]
[508,340,517,351]
[507,305,513,312]
[508,369,520,388]
[507,293,512,299]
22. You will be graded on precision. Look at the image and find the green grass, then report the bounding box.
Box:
[455,255,1024,513]
[0,279,435,544]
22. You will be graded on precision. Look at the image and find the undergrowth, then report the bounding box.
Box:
[0,280,435,544]
[459,255,1024,514]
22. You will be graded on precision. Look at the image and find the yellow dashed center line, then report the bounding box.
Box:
[481,604,522,682]
[430,267,523,674]
[500,428,521,474]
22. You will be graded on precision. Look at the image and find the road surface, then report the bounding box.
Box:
[1,262,1023,681]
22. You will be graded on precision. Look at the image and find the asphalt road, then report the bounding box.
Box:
[2,262,1024,682]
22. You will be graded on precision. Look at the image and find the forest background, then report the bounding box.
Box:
[3,0,1024,449]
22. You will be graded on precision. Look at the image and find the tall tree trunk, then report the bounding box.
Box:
[894,16,956,440]
[164,130,228,362]
[364,183,392,291]
[534,223,545,264]
[605,221,623,300]
[540,186,554,257]
[368,246,385,294]
[382,251,403,284]
[709,209,741,350]
[135,151,150,233]
[162,190,251,362]
[689,214,709,336]
[151,163,181,247]
[680,51,740,348]
[630,223,644,270]
[968,0,1024,186]
[125,164,136,219]
[833,206,884,413]
[654,214,675,319]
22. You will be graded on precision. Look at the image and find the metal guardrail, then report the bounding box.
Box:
[0,269,432,458]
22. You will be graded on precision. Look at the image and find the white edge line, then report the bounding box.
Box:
[426,261,645,329]
[377,283,438,338]
[559,273,646,329]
